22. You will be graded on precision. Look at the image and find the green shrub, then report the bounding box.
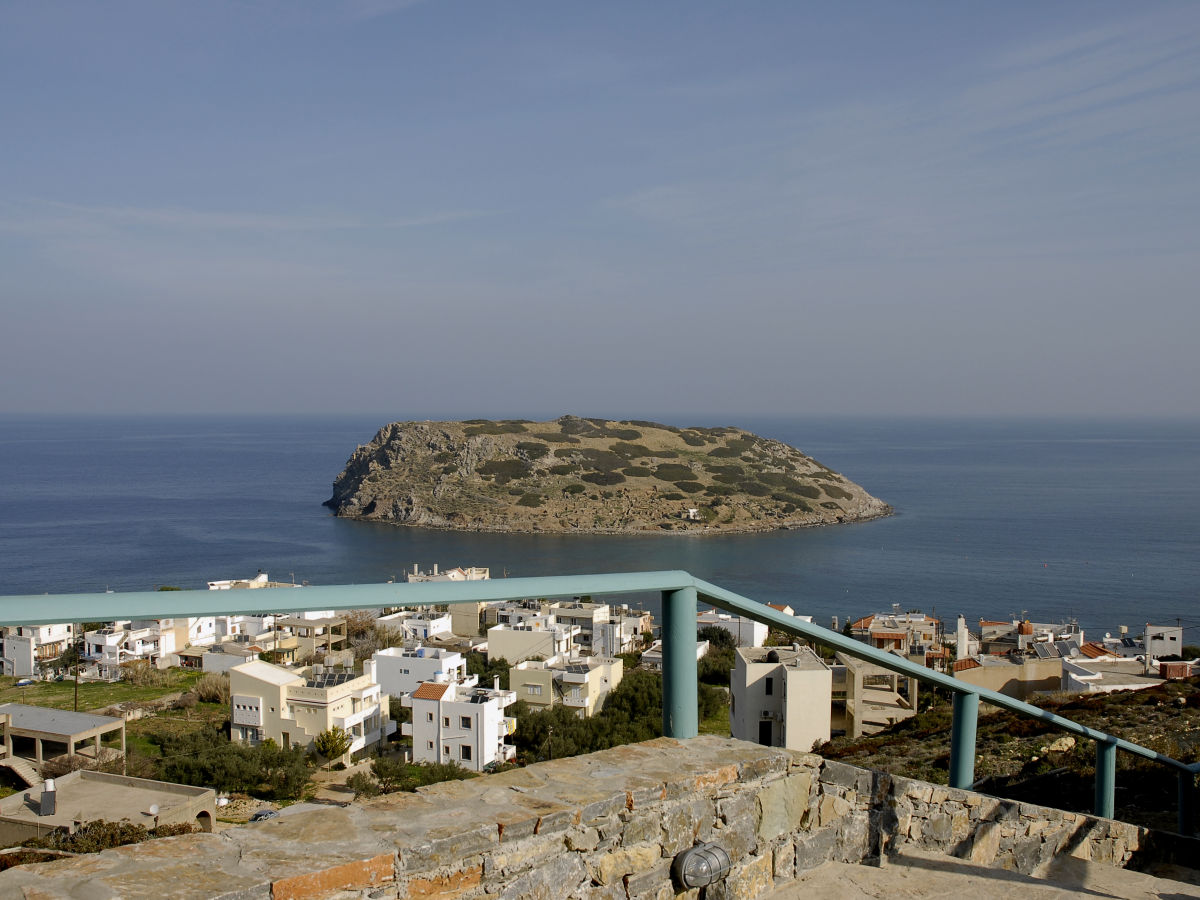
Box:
[563,483,586,494]
[738,481,771,497]
[575,449,626,471]
[704,464,743,475]
[464,421,528,436]
[673,480,704,493]
[823,485,852,500]
[706,447,742,458]
[705,484,738,497]
[477,459,531,479]
[609,442,655,459]
[516,441,549,459]
[433,451,455,463]
[532,431,579,444]
[315,726,353,761]
[622,466,653,477]
[820,501,841,509]
[582,471,625,486]
[346,771,380,798]
[517,492,543,507]
[662,492,685,501]
[548,463,578,475]
[653,464,694,481]
[679,432,707,446]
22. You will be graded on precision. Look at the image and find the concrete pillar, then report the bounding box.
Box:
[94,734,101,758]
[661,587,698,739]
[1095,740,1117,819]
[949,692,979,790]
[35,738,43,765]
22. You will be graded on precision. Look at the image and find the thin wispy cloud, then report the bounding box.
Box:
[0,201,491,237]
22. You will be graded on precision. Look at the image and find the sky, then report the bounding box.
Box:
[2,1,1199,419]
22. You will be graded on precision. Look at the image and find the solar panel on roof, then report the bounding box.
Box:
[1033,642,1052,659]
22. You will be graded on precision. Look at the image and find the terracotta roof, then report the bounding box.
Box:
[979,620,1010,627]
[953,658,981,672]
[411,682,450,701]
[766,604,792,614]
[872,632,907,641]
[850,615,875,629]
[1078,642,1112,659]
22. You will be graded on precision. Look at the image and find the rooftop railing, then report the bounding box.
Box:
[1,570,1194,834]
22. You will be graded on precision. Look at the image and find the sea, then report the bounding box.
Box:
[1,415,1198,641]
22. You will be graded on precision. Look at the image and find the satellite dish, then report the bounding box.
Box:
[148,804,160,816]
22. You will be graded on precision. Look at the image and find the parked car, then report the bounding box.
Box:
[248,809,278,822]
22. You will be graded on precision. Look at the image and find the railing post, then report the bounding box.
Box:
[661,587,698,739]
[949,692,978,789]
[1179,771,1196,836]
[1095,739,1117,819]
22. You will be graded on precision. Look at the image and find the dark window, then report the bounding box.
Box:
[765,677,774,696]
[461,745,472,761]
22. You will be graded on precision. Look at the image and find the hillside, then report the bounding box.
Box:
[324,416,889,534]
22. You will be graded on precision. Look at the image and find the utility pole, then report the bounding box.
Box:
[73,622,79,712]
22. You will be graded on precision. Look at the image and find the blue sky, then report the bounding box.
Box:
[2,1,1198,418]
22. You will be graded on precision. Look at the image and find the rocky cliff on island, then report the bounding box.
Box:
[324,416,890,534]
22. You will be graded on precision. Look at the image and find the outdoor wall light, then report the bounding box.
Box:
[672,842,732,888]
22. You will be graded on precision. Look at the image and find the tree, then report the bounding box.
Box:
[314,726,353,763]
[466,652,510,690]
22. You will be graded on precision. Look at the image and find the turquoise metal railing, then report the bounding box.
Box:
[2,570,1194,833]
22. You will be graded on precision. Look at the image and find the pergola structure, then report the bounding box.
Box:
[0,703,125,768]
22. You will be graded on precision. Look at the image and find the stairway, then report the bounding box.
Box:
[0,756,43,788]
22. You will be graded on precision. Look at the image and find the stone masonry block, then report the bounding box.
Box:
[757,772,812,843]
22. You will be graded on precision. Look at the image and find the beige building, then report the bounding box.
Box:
[0,770,214,845]
[509,656,623,717]
[229,660,393,760]
[730,646,831,753]
[951,655,1062,700]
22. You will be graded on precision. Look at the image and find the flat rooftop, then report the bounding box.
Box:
[740,646,828,671]
[0,704,123,739]
[0,770,212,830]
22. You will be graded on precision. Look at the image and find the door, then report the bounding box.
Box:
[758,720,772,746]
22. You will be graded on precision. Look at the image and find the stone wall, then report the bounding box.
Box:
[0,736,1149,899]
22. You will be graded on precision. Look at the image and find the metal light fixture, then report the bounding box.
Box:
[672,842,732,888]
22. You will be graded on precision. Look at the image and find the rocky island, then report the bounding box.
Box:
[325,416,890,534]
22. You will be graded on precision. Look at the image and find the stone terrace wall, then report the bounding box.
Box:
[0,736,1149,900]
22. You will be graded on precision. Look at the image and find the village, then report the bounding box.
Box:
[0,565,1193,855]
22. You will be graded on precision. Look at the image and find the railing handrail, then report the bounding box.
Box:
[2,570,1196,826]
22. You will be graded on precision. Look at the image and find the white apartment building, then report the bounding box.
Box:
[229,660,393,760]
[486,618,579,664]
[697,610,768,648]
[640,639,710,671]
[509,655,623,717]
[0,624,74,677]
[377,610,453,643]
[730,646,832,753]
[406,564,490,583]
[366,645,475,698]
[547,601,610,653]
[402,679,516,772]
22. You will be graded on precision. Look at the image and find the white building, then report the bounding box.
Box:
[696,610,768,648]
[366,645,475,698]
[1,624,73,677]
[730,646,832,753]
[376,610,453,643]
[641,639,710,671]
[486,618,579,664]
[402,679,516,772]
[547,601,610,653]
[229,660,393,760]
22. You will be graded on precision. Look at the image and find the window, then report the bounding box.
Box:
[525,684,542,696]
[427,712,433,722]
[460,716,471,729]
[461,745,472,761]
[443,745,450,757]
[427,741,433,749]
[765,677,774,696]
[443,717,450,727]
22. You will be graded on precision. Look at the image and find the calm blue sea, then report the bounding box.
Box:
[1,415,1198,640]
